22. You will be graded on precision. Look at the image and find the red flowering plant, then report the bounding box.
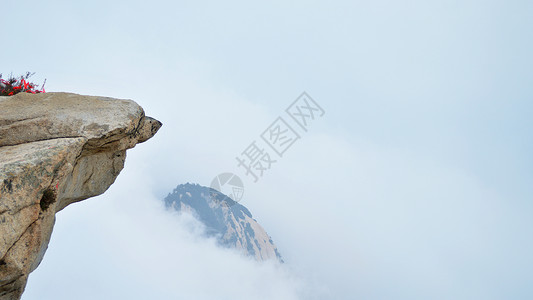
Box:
[0,72,46,96]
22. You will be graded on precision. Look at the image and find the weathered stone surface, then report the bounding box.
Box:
[0,93,161,299]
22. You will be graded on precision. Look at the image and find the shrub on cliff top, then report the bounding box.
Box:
[0,72,46,96]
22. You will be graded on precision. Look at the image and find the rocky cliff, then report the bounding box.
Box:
[0,92,161,300]
[165,183,283,262]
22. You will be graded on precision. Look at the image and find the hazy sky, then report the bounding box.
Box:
[2,0,532,299]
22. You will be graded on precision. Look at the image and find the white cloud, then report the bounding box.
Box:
[23,164,319,300]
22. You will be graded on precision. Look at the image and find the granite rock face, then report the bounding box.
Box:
[0,92,161,299]
[165,183,283,263]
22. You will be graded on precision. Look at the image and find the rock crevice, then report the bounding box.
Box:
[0,92,161,299]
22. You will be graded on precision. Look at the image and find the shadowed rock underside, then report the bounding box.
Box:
[0,92,161,299]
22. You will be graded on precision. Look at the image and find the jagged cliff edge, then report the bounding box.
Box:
[0,92,161,300]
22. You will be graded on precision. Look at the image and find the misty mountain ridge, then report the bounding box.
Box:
[164,183,283,262]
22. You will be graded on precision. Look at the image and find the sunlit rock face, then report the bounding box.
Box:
[0,92,161,300]
[164,183,283,263]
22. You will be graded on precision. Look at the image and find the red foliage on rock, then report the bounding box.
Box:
[0,72,46,96]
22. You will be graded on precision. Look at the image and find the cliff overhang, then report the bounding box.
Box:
[0,92,161,299]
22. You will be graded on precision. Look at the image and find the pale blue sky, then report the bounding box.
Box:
[2,1,532,299]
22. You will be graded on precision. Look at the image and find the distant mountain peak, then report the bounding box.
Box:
[164,183,283,262]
